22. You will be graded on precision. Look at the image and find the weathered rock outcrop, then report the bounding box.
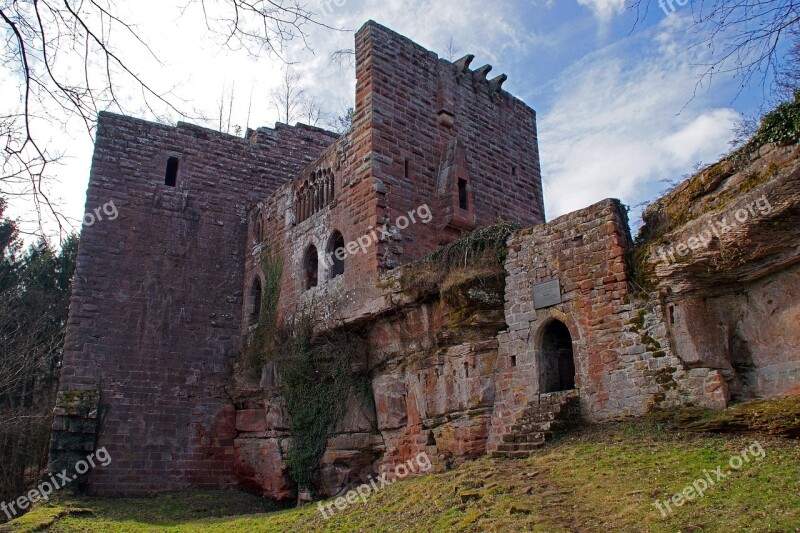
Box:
[229,265,509,498]
[641,143,800,399]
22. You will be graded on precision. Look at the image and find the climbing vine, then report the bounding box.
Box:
[275,318,368,490]
[242,245,283,376]
[242,245,369,491]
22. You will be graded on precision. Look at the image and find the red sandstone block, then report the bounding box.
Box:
[236,409,267,432]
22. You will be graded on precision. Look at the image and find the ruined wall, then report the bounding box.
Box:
[229,189,799,499]
[488,199,724,451]
[55,112,336,494]
[244,21,544,326]
[363,21,544,264]
[242,70,379,328]
[56,19,800,502]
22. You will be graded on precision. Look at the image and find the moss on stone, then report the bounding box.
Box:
[628,310,646,332]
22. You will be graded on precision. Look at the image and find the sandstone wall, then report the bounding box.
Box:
[231,192,799,499]
[244,21,545,327]
[231,266,508,498]
[363,21,544,263]
[489,199,724,452]
[668,266,800,398]
[55,113,335,494]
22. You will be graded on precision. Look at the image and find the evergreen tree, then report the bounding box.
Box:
[0,199,78,510]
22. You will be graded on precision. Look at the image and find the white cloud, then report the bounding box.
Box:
[3,1,744,242]
[538,15,738,224]
[576,0,626,22]
[4,0,559,238]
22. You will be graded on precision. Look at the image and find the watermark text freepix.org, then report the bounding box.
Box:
[318,452,432,519]
[654,194,772,266]
[659,0,689,16]
[83,200,118,227]
[319,204,432,269]
[1,447,112,521]
[319,0,347,16]
[652,441,766,518]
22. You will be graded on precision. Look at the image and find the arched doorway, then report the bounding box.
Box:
[540,320,575,393]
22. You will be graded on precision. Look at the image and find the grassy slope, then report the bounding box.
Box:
[5,410,800,533]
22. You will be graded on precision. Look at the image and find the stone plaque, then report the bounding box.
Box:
[533,279,561,309]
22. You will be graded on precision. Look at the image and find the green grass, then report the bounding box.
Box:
[5,417,800,532]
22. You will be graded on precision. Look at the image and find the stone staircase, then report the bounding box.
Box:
[491,390,581,459]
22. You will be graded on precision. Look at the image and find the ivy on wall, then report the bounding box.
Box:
[242,246,283,376]
[242,245,369,492]
[277,320,368,491]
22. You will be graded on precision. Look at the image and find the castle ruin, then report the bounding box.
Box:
[52,21,800,498]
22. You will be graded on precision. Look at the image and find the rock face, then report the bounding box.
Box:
[643,143,800,399]
[229,269,510,498]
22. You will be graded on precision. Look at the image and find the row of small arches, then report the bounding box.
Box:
[295,169,335,224]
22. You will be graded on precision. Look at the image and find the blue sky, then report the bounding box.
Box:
[3,0,770,238]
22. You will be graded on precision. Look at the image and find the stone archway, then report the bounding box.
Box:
[539,319,575,393]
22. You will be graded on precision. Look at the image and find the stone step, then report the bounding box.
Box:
[514,421,563,434]
[502,433,545,444]
[496,441,544,452]
[496,390,580,460]
[491,450,537,459]
[534,396,579,409]
[511,431,549,442]
[521,409,559,422]
[532,398,579,411]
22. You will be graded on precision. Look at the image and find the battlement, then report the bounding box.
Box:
[244,20,544,324]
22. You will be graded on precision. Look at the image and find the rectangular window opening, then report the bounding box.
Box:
[511,355,517,367]
[458,178,468,210]
[165,157,179,187]
[404,158,410,180]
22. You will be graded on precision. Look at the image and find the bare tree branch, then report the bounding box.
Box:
[270,65,305,124]
[628,0,800,105]
[1,0,340,230]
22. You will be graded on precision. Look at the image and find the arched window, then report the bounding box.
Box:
[327,231,346,279]
[303,245,319,290]
[294,168,335,224]
[250,278,262,324]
